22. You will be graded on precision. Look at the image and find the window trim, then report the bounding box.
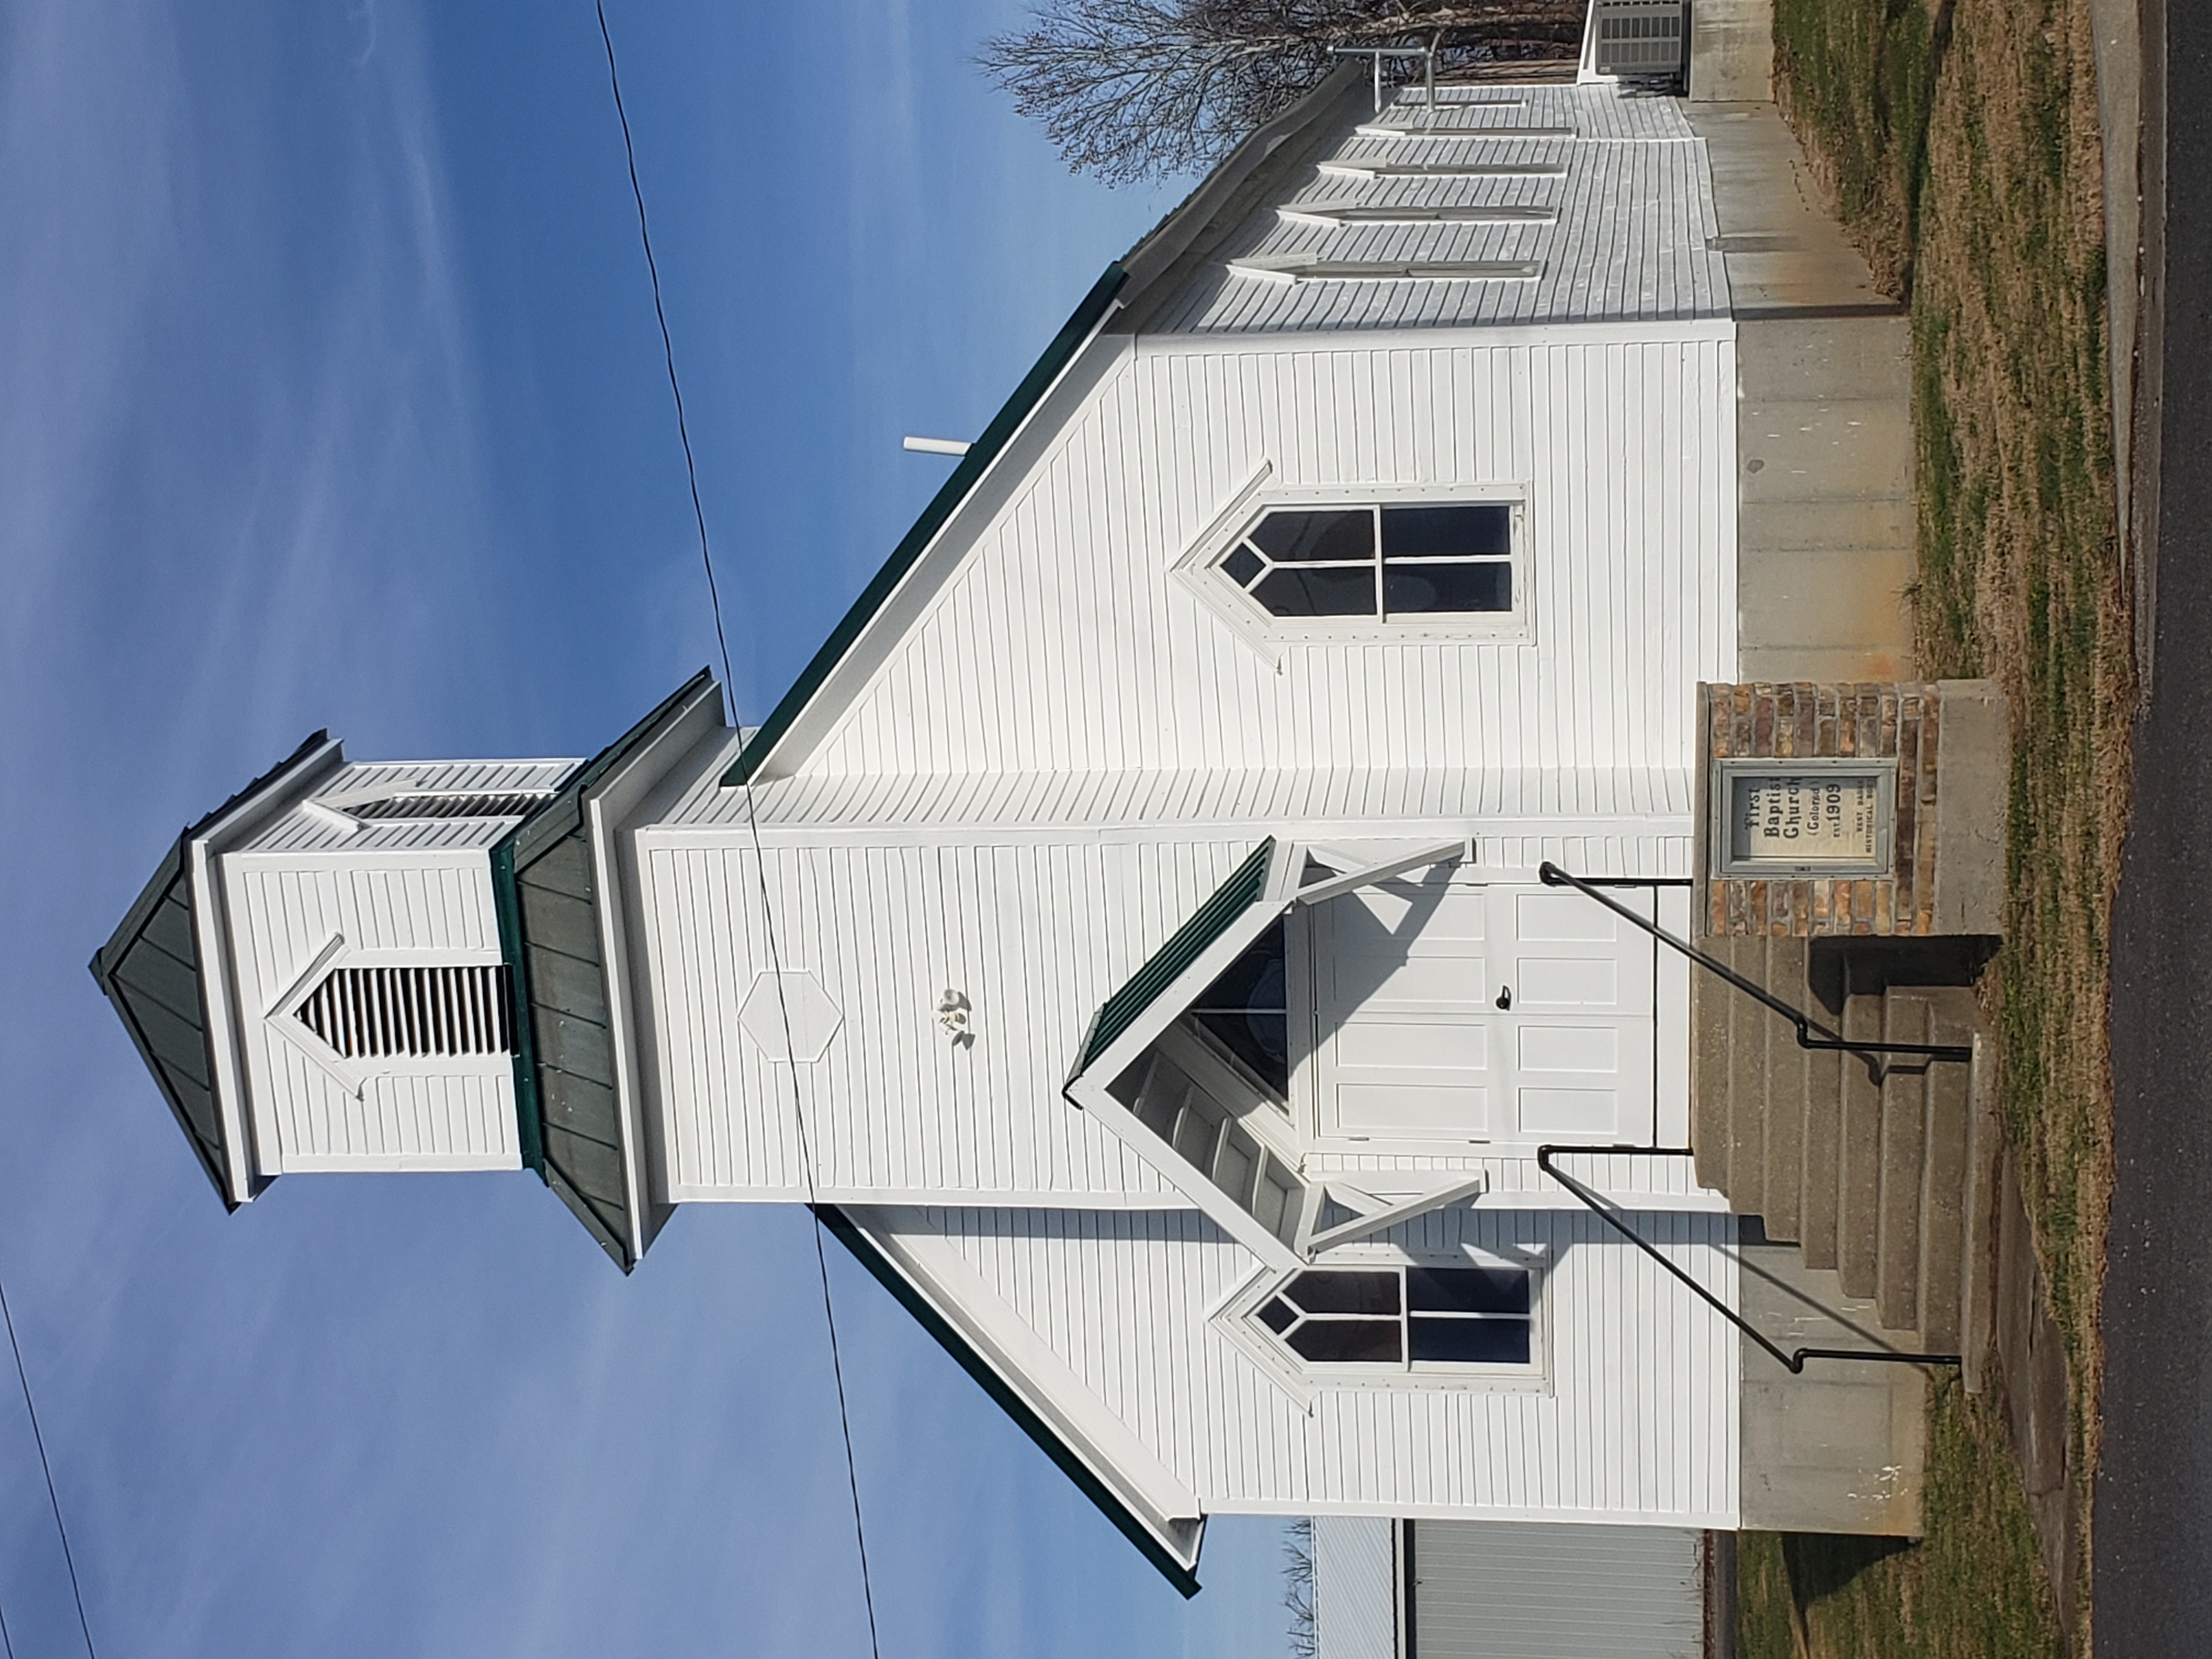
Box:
[1213,1244,1551,1400]
[1174,482,1534,648]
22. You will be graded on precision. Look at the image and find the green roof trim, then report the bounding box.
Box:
[1074,839,1276,1078]
[488,837,546,1177]
[492,670,718,1268]
[90,838,229,1206]
[813,1205,1203,1599]
[722,264,1129,787]
[91,728,334,1210]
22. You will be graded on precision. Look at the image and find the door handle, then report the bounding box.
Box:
[1495,986,1512,1010]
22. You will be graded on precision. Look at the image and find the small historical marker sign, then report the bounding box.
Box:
[1713,759,1893,878]
[1697,679,2008,940]
[1696,683,1938,938]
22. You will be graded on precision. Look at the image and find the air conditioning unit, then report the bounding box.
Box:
[1592,0,1687,78]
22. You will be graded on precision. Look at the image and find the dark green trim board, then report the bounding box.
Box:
[487,839,544,1176]
[722,265,1129,787]
[813,1205,1204,1599]
[564,668,718,799]
[1074,839,1276,1077]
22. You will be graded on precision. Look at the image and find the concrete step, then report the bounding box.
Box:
[1915,988,1980,1358]
[1738,497,1914,552]
[1725,940,1771,1220]
[1687,942,1987,1352]
[1758,939,1810,1244]
[1798,1035,1844,1270]
[1959,1028,2002,1394]
[1836,980,1885,1299]
[1875,996,1931,1331]
[1691,940,1740,1195]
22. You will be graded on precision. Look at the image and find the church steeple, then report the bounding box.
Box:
[92,730,581,1207]
[92,673,727,1270]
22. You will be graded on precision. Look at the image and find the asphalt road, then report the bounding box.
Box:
[2093,3,2212,1649]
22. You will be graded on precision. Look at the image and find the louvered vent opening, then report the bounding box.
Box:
[351,791,550,821]
[296,965,516,1058]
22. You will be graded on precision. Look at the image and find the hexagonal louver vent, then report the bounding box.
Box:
[296,965,516,1059]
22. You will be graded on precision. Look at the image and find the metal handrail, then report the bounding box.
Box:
[1535,862,1973,1064]
[1535,1146,1962,1373]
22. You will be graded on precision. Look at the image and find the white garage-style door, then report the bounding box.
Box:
[1308,873,1656,1149]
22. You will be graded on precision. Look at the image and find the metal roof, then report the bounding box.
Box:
[90,839,228,1203]
[90,730,334,1207]
[1148,85,1728,334]
[493,671,719,1270]
[1074,839,1276,1076]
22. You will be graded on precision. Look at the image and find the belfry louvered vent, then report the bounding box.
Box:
[296,965,516,1059]
[351,791,550,821]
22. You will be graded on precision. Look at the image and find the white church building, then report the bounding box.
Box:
[95,70,1893,1597]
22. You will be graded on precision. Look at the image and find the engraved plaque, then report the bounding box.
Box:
[1712,760,1893,877]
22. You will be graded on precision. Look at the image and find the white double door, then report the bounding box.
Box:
[1308,875,1656,1148]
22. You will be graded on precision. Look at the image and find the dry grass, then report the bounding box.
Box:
[1761,0,2132,1650]
[1908,3,2129,1450]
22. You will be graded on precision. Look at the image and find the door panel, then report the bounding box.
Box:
[1493,884,1655,1144]
[1516,956,1619,1006]
[1335,1081,1490,1133]
[1310,877,1658,1148]
[1510,889,1624,942]
[1335,1017,1489,1071]
[1314,877,1495,1142]
[1518,1022,1620,1073]
[1517,1087,1626,1135]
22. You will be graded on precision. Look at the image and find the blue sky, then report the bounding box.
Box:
[0,3,1297,1654]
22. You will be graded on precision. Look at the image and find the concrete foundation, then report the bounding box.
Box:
[1683,102,1918,685]
[1738,1239,1931,1534]
[1687,0,1773,102]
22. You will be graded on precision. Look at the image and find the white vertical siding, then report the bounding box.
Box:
[245,758,576,855]
[889,1204,1739,1524]
[635,827,1710,1203]
[269,1052,514,1170]
[766,336,1730,784]
[1313,1516,1399,1659]
[677,764,1697,835]
[218,851,518,1174]
[639,837,1272,1200]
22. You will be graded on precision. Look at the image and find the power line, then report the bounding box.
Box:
[592,9,885,1659]
[594,0,734,698]
[0,1272,97,1659]
[732,795,887,1659]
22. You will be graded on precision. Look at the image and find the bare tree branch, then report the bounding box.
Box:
[981,0,1587,182]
